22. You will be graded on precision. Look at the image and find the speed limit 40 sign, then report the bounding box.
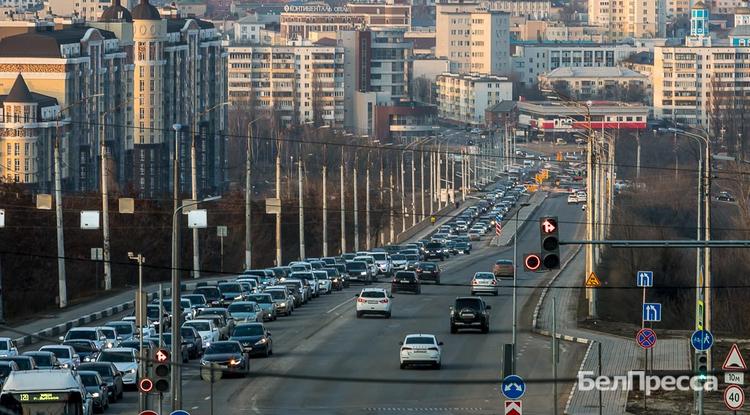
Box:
[724,384,745,410]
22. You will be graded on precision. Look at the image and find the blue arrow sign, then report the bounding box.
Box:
[170,411,191,415]
[642,303,661,322]
[691,330,714,351]
[636,271,653,287]
[501,375,526,400]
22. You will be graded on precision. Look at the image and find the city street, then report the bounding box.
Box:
[95,193,586,415]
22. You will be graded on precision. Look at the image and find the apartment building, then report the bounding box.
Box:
[227,40,345,127]
[279,2,411,40]
[587,0,666,40]
[654,2,750,129]
[0,0,227,196]
[436,72,512,125]
[489,0,552,19]
[435,1,511,76]
[538,67,651,102]
[45,0,137,21]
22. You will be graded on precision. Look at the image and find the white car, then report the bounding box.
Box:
[39,345,80,369]
[0,337,18,357]
[567,193,578,204]
[314,271,332,294]
[355,288,392,319]
[354,255,379,277]
[183,319,220,348]
[370,252,393,276]
[97,348,138,385]
[390,254,409,270]
[471,272,499,296]
[576,191,587,203]
[399,334,442,369]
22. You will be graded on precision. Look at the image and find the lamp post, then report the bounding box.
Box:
[171,195,221,411]
[127,252,146,412]
[244,116,267,269]
[512,202,531,373]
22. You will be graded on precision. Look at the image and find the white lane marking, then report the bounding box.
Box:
[191,406,199,410]
[204,396,211,401]
[326,297,354,314]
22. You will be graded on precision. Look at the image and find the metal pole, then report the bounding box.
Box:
[451,151,455,204]
[220,236,224,273]
[420,148,425,221]
[191,127,200,279]
[158,283,164,346]
[511,205,524,372]
[340,147,346,254]
[598,342,603,415]
[353,152,359,251]
[704,138,712,370]
[276,152,282,266]
[389,173,395,243]
[379,151,385,246]
[245,122,252,269]
[54,121,67,308]
[436,145,442,208]
[411,150,416,227]
[135,254,145,412]
[169,125,182,412]
[100,112,111,291]
[461,148,466,201]
[586,111,596,318]
[636,131,641,180]
[400,152,406,233]
[552,296,558,415]
[322,146,328,257]
[430,151,435,214]
[298,158,305,260]
[366,152,371,250]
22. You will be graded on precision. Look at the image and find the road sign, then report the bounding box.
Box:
[636,328,657,349]
[726,372,745,385]
[138,377,153,393]
[696,300,704,330]
[691,330,714,351]
[723,344,747,372]
[266,198,281,214]
[155,348,169,363]
[171,411,192,415]
[501,375,526,400]
[217,225,228,237]
[724,384,745,410]
[504,400,522,415]
[585,272,601,288]
[139,412,158,415]
[642,303,662,322]
[636,271,653,287]
[524,254,541,272]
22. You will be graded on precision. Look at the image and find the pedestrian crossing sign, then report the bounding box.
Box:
[585,272,601,288]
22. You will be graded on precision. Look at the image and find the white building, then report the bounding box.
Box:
[436,72,513,125]
[587,0,666,39]
[227,40,345,127]
[435,2,511,76]
[490,0,551,19]
[44,0,136,20]
[538,67,651,102]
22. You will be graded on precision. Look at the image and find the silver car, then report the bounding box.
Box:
[470,272,499,296]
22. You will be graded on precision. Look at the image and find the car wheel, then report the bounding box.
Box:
[385,312,391,319]
[440,257,444,262]
[356,311,363,318]
[450,324,457,334]
[400,362,407,370]
[434,362,441,370]
[481,324,489,334]
[436,279,441,285]
[117,388,123,400]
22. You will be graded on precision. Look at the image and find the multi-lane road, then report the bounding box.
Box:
[70,192,585,415]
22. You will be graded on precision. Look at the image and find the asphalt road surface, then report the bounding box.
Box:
[96,193,587,415]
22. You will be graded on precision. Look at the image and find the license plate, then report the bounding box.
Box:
[368,300,378,304]
[461,314,474,319]
[414,350,426,353]
[401,280,410,283]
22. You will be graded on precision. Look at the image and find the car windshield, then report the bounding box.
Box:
[206,343,241,354]
[426,243,442,249]
[108,324,132,335]
[100,329,116,340]
[8,359,31,370]
[371,253,387,260]
[391,254,406,261]
[98,351,134,363]
[0,341,9,350]
[181,328,196,338]
[80,374,99,387]
[228,303,257,313]
[347,262,366,271]
[247,295,272,304]
[147,306,160,319]
[219,283,242,293]
[185,322,210,332]
[81,366,112,379]
[360,291,386,299]
[405,337,435,345]
[267,291,286,300]
[65,342,95,352]
[233,325,264,336]
[67,330,97,341]
[474,273,495,279]
[405,254,419,261]
[455,299,482,309]
[194,288,220,299]
[184,295,207,306]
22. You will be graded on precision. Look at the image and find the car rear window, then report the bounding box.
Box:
[405,337,435,345]
[455,298,482,309]
[347,262,366,271]
[395,272,416,280]
[474,273,495,279]
[360,291,386,299]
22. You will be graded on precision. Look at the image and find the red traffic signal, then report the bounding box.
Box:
[541,217,558,234]
[524,253,541,271]
[138,377,153,393]
[155,348,170,363]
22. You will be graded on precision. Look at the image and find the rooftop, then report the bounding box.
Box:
[541,66,647,78]
[0,27,117,59]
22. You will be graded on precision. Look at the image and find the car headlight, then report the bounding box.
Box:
[254,338,267,346]
[361,272,367,275]
[229,358,243,366]
[235,295,243,300]
[128,368,137,374]
[200,359,208,365]
[280,302,286,307]
[106,342,113,348]
[92,392,100,398]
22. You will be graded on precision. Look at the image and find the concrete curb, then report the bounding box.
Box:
[564,340,596,415]
[530,244,584,333]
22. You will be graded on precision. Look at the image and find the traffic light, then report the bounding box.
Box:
[523,253,541,272]
[540,217,560,270]
[696,352,708,381]
[153,348,170,393]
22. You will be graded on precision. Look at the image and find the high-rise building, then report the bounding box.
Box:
[436,72,512,125]
[44,0,137,21]
[435,2,511,76]
[587,0,666,40]
[279,2,411,40]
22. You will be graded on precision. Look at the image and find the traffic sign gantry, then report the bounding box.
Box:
[636,328,657,349]
[691,330,714,351]
[501,375,526,400]
[724,384,745,410]
[636,271,653,287]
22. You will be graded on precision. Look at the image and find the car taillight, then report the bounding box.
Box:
[392,279,398,283]
[380,299,389,304]
[357,298,367,303]
[472,280,479,285]
[491,280,497,285]
[428,347,439,351]
[401,347,412,351]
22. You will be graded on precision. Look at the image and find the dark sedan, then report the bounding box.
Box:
[79,370,109,412]
[162,333,190,363]
[181,326,203,359]
[391,271,421,294]
[78,362,125,402]
[63,339,101,362]
[411,261,441,284]
[200,341,249,377]
[22,351,59,370]
[229,323,273,357]
[0,356,36,371]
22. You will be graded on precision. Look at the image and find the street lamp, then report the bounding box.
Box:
[244,115,268,270]
[170,194,221,410]
[512,202,531,373]
[127,251,146,412]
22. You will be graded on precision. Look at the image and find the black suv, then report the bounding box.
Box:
[391,271,421,294]
[450,297,491,333]
[424,242,445,261]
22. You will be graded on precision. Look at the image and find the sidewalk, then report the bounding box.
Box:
[534,248,691,414]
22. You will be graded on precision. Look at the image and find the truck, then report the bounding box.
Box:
[493,259,514,280]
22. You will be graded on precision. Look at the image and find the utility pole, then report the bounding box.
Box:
[353,152,359,251]
[420,148,425,221]
[322,144,328,257]
[340,147,346,254]
[636,131,641,181]
[54,121,67,308]
[586,114,596,318]
[411,150,416,226]
[366,151,371,250]
[379,150,385,246]
[298,157,305,260]
[704,138,712,369]
[430,151,435,214]
[461,148,466,201]
[170,123,182,410]
[275,148,282,266]
[245,122,252,269]
[100,111,111,291]
[389,173,395,243]
[400,152,406,233]
[450,151,455,204]
[436,146,441,209]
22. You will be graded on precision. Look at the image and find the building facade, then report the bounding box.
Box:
[45,0,137,21]
[435,2,511,75]
[517,101,649,134]
[538,67,651,102]
[587,0,666,40]
[436,72,512,125]
[490,0,552,19]
[279,1,411,40]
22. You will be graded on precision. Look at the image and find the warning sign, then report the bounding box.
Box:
[723,344,747,372]
[585,272,601,288]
